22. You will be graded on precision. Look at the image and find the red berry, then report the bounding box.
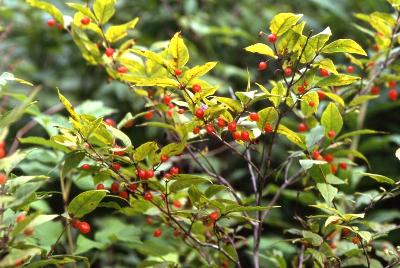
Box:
[373,44,379,51]
[173,200,182,208]
[144,111,154,120]
[137,169,147,180]
[78,221,91,234]
[145,169,154,179]
[195,108,205,119]
[16,213,26,223]
[193,127,201,134]
[164,172,172,180]
[264,124,273,133]
[342,228,351,237]
[153,228,162,237]
[112,163,122,171]
[174,69,183,76]
[146,217,153,225]
[371,86,380,95]
[117,66,128,74]
[241,131,250,141]
[80,17,91,25]
[170,166,179,175]
[104,118,116,127]
[346,66,354,73]
[298,123,308,132]
[284,67,292,77]
[308,101,316,107]
[319,68,330,77]
[312,150,321,160]
[0,141,5,148]
[128,183,138,192]
[352,236,361,244]
[339,163,347,170]
[328,130,336,139]
[330,164,337,174]
[217,117,226,128]
[0,148,5,159]
[119,191,128,199]
[258,61,268,71]
[209,211,219,221]
[24,227,34,236]
[178,108,185,114]
[111,182,120,193]
[81,164,90,170]
[71,219,81,229]
[297,85,306,94]
[105,47,114,57]
[15,260,22,267]
[267,33,277,43]
[206,124,215,134]
[232,131,241,141]
[330,242,337,249]
[249,112,259,122]
[163,95,172,104]
[227,121,237,132]
[96,184,105,190]
[324,153,334,163]
[47,18,56,27]
[144,191,153,201]
[192,84,202,93]
[317,91,326,100]
[160,154,169,162]
[0,173,6,185]
[173,229,181,237]
[388,81,397,88]
[388,89,398,101]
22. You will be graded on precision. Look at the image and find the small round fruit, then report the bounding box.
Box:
[297,85,306,94]
[330,164,337,174]
[119,191,128,199]
[339,163,347,170]
[319,68,330,77]
[267,33,277,43]
[388,89,398,101]
[227,121,237,132]
[298,123,308,132]
[146,217,153,225]
[137,169,147,180]
[96,183,105,190]
[81,164,90,170]
[80,17,91,25]
[174,69,183,76]
[371,86,380,95]
[264,124,273,133]
[16,213,26,223]
[317,91,326,100]
[117,66,128,74]
[312,150,321,160]
[342,228,351,237]
[258,61,268,71]
[328,130,336,139]
[173,200,182,208]
[145,169,154,179]
[217,117,226,128]
[112,163,122,171]
[241,131,250,141]
[144,111,154,120]
[128,183,138,192]
[47,18,56,27]
[192,84,201,93]
[163,95,172,104]
[308,101,315,107]
[173,229,181,237]
[209,211,219,221]
[195,108,205,119]
[388,81,397,88]
[153,228,162,237]
[170,166,180,175]
[79,221,91,234]
[206,124,215,134]
[104,118,116,127]
[249,112,259,122]
[160,154,169,162]
[232,131,241,141]
[352,236,361,245]
[284,67,293,77]
[0,148,5,159]
[330,242,337,249]
[192,127,201,134]
[324,153,334,163]
[105,47,115,57]
[111,182,120,193]
[346,66,354,73]
[23,227,34,236]
[144,192,153,201]
[71,219,81,229]
[0,173,7,185]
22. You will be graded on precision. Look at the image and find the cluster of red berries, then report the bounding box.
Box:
[0,140,6,159]
[14,213,34,236]
[46,18,63,30]
[164,166,180,180]
[370,81,398,101]
[71,219,91,234]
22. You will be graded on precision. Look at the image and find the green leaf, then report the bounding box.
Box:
[270,13,303,36]
[138,122,180,136]
[225,205,274,213]
[256,107,278,131]
[316,183,338,205]
[269,82,286,107]
[182,62,218,83]
[322,91,345,107]
[62,152,86,179]
[244,43,275,58]
[359,172,395,185]
[337,129,383,141]
[170,174,211,192]
[68,190,107,218]
[24,257,77,268]
[134,142,159,162]
[57,89,80,121]
[299,159,327,170]
[66,3,96,20]
[321,103,343,137]
[349,95,379,107]
[302,230,323,246]
[313,58,338,74]
[93,0,116,24]
[160,143,185,157]
[316,74,360,87]
[19,136,69,153]
[277,125,305,149]
[26,0,64,24]
[309,27,331,51]
[215,97,243,113]
[168,32,189,69]
[105,18,139,43]
[105,124,132,148]
[301,91,319,117]
[205,185,227,198]
[322,39,367,56]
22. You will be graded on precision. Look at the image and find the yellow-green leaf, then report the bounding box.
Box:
[244,43,275,58]
[168,32,189,69]
[313,58,338,74]
[93,0,116,24]
[316,74,360,87]
[182,62,218,84]
[256,107,278,131]
[277,124,305,149]
[360,172,395,185]
[301,91,319,117]
[68,190,107,218]
[321,102,342,136]
[27,0,64,24]
[322,39,367,56]
[57,89,80,121]
[105,18,139,43]
[270,13,303,36]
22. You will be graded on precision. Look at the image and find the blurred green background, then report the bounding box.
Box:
[1,0,399,266]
